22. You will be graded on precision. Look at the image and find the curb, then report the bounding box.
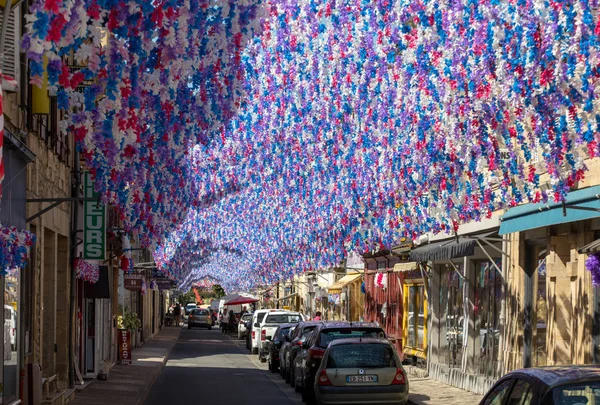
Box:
[136,328,182,405]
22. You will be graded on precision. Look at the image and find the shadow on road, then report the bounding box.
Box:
[144,328,297,405]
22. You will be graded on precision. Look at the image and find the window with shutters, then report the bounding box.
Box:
[0,5,20,81]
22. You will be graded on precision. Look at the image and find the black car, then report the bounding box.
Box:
[293,322,386,404]
[265,323,296,373]
[480,366,600,405]
[280,321,321,385]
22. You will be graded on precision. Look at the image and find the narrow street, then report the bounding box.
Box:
[144,327,301,405]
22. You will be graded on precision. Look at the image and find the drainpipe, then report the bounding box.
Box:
[497,233,508,377]
[68,146,81,388]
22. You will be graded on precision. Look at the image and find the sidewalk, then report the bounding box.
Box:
[408,377,483,405]
[69,327,181,405]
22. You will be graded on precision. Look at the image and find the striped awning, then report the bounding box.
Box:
[393,262,418,272]
[579,238,600,254]
[328,273,362,293]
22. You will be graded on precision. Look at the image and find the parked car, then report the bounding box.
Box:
[479,366,600,405]
[259,311,304,362]
[188,309,213,330]
[238,313,253,339]
[184,302,198,315]
[281,322,321,384]
[293,322,386,403]
[250,309,279,354]
[314,338,409,405]
[265,323,296,373]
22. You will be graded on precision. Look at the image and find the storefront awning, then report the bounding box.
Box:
[408,232,496,262]
[578,238,600,254]
[393,262,418,272]
[499,185,600,235]
[328,273,362,293]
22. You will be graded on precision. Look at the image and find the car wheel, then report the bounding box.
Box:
[294,376,302,393]
[285,367,291,384]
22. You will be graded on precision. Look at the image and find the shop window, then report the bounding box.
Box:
[1,268,20,404]
[475,260,502,378]
[443,264,464,368]
[534,251,547,367]
[406,284,426,350]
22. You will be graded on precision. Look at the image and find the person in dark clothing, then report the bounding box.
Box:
[228,310,235,333]
[174,303,182,326]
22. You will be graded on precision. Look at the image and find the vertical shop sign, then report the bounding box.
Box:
[119,329,131,365]
[83,171,105,260]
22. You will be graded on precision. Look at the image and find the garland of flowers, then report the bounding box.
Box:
[0,226,35,275]
[585,253,600,287]
[75,258,99,284]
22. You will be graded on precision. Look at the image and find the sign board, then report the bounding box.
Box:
[156,280,172,291]
[83,172,106,260]
[118,329,131,365]
[124,274,143,291]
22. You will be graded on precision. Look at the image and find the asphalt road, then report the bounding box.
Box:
[144,327,301,405]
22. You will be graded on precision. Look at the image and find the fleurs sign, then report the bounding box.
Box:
[83,172,105,260]
[124,274,143,291]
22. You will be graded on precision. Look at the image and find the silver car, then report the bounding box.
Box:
[314,338,409,405]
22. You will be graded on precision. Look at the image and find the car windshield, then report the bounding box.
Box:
[326,344,397,369]
[242,314,252,321]
[543,382,600,405]
[192,309,209,316]
[318,328,385,348]
[265,314,302,323]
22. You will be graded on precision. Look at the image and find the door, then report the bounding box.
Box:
[85,298,96,375]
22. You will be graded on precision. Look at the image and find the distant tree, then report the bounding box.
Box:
[212,284,225,298]
[178,290,196,306]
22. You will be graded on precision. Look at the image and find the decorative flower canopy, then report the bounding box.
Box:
[24,0,600,289]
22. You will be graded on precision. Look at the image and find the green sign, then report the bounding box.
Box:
[83,172,105,260]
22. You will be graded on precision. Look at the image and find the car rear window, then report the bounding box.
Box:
[318,328,385,348]
[265,314,302,323]
[277,327,293,338]
[254,312,267,326]
[192,309,209,315]
[326,344,397,369]
[543,382,600,405]
[302,326,317,336]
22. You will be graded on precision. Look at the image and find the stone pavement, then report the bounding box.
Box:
[69,326,181,405]
[408,376,483,405]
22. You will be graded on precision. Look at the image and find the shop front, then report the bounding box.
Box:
[409,230,503,395]
[393,262,428,366]
[327,273,362,321]
[1,130,34,404]
[499,185,600,371]
[363,252,402,353]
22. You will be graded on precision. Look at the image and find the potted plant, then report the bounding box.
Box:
[118,306,142,348]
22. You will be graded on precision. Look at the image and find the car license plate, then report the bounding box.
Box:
[347,375,378,383]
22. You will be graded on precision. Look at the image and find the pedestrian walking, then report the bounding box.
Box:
[174,303,182,326]
[313,311,322,321]
[221,310,229,334]
[228,309,235,333]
